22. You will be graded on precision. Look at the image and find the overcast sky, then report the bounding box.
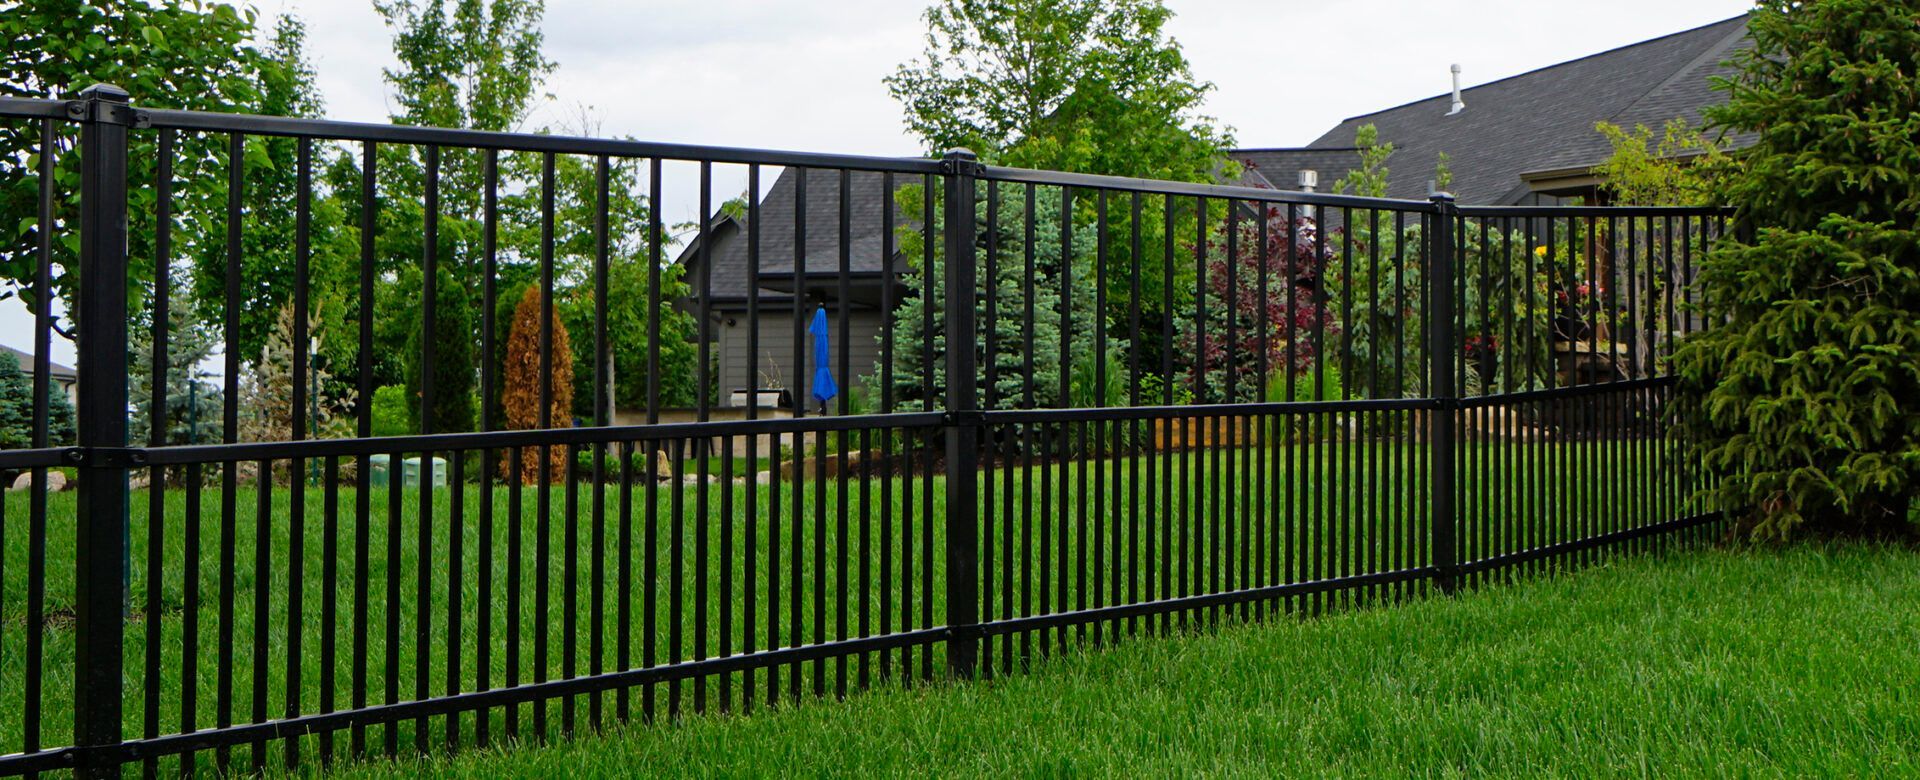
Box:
[8,0,1748,370]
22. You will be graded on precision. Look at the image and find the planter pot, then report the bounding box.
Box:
[729,388,790,409]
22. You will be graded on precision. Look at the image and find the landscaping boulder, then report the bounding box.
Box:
[780,449,875,479]
[9,470,68,492]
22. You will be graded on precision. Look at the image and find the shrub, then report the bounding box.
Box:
[1180,204,1332,402]
[371,385,412,438]
[405,266,476,434]
[502,285,573,483]
[1674,0,1920,539]
[235,303,358,483]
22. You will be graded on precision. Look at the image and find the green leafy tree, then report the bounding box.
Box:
[886,0,1228,181]
[558,252,700,418]
[1,0,297,339]
[1593,118,1731,207]
[363,0,695,427]
[887,0,1231,367]
[186,15,359,366]
[1333,124,1393,198]
[0,349,75,450]
[357,0,552,416]
[1673,0,1920,540]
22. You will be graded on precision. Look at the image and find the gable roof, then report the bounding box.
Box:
[1235,147,1361,194]
[1,344,76,382]
[1233,14,1751,204]
[681,166,922,307]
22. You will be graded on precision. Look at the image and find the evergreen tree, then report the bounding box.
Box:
[869,185,1115,412]
[502,285,572,483]
[237,303,356,446]
[1675,0,1920,539]
[130,277,224,452]
[406,265,477,433]
[0,349,75,450]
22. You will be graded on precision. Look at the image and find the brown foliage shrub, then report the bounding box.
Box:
[502,286,574,483]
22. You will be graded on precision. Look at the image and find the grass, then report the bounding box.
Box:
[324,544,1920,778]
[1,431,1692,769]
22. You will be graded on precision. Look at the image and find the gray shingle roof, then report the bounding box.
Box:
[1234,147,1362,194]
[1,344,76,381]
[682,167,923,307]
[1233,15,1751,204]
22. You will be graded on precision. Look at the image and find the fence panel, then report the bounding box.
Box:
[0,89,1731,777]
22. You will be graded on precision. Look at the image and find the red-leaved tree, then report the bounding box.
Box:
[1183,205,1336,401]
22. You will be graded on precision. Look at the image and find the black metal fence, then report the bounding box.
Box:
[0,86,1731,777]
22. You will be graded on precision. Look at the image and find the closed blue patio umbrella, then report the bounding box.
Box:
[809,305,838,412]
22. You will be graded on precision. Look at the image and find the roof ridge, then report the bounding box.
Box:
[1603,19,1749,128]
[1332,13,1749,125]
[1229,146,1362,154]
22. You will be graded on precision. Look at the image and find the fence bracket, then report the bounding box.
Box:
[944,410,988,428]
[62,446,151,468]
[939,155,987,177]
[64,94,147,127]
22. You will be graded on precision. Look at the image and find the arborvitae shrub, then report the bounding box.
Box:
[405,267,477,435]
[1675,0,1920,539]
[502,285,574,484]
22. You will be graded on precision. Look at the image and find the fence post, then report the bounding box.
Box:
[1426,191,1460,594]
[941,149,981,678]
[71,83,134,777]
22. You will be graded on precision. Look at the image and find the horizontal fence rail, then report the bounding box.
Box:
[0,89,1732,777]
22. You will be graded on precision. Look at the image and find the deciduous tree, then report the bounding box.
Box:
[1,1,311,343]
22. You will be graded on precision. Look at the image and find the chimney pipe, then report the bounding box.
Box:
[1448,63,1465,115]
[1298,169,1318,193]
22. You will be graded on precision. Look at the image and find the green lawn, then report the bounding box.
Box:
[322,544,1920,778]
[1,433,1694,769]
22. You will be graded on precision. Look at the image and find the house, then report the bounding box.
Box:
[2,344,78,409]
[680,16,1755,412]
[1234,14,1753,205]
[675,167,919,411]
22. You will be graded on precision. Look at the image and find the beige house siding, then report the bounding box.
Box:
[713,307,887,411]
